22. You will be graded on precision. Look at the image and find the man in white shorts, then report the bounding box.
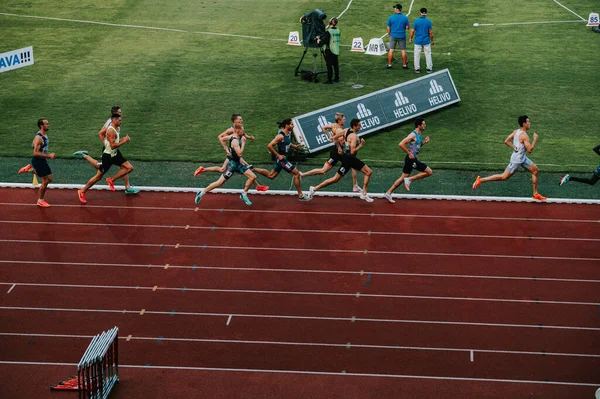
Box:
[472,115,546,201]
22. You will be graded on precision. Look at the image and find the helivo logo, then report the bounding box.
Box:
[428,79,451,106]
[392,91,417,119]
[356,103,380,129]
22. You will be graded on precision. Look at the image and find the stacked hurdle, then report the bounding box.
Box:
[51,326,119,398]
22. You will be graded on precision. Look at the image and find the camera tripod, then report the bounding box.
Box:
[294,46,327,83]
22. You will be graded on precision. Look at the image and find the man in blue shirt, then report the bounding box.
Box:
[386,4,410,70]
[409,7,434,73]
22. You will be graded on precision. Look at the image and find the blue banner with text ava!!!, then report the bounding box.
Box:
[0,46,34,73]
[292,69,460,153]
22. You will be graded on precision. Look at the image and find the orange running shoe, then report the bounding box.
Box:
[193,166,205,177]
[472,176,481,190]
[37,199,50,208]
[256,185,269,192]
[106,177,115,191]
[532,193,547,201]
[18,164,32,174]
[78,190,87,204]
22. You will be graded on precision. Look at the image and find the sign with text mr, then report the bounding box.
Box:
[292,69,460,152]
[0,46,34,73]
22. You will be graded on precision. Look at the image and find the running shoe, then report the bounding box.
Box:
[106,177,116,191]
[472,176,481,190]
[309,186,315,198]
[256,185,269,192]
[125,187,140,195]
[240,192,252,206]
[18,164,32,174]
[37,199,50,208]
[73,150,89,158]
[384,193,396,203]
[194,191,203,204]
[359,194,374,203]
[77,190,87,204]
[298,194,312,201]
[532,193,547,201]
[404,178,411,191]
[352,185,362,193]
[559,174,570,186]
[193,166,205,177]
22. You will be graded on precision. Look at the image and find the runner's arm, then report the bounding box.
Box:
[106,130,130,150]
[98,125,108,144]
[32,136,55,159]
[267,135,285,160]
[399,133,415,157]
[504,131,516,151]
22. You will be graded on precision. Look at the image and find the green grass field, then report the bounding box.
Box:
[1,0,599,185]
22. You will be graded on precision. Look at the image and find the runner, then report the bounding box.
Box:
[252,119,311,201]
[308,118,374,202]
[559,144,600,186]
[77,114,135,203]
[193,114,268,191]
[383,118,432,203]
[301,113,347,179]
[73,105,139,195]
[18,119,55,207]
[194,127,257,206]
[472,115,546,200]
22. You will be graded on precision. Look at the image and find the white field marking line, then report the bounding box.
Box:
[2,220,596,243]
[1,306,598,331]
[1,239,598,262]
[336,0,353,19]
[553,0,586,21]
[1,332,598,359]
[0,202,597,223]
[7,284,16,294]
[2,260,599,284]
[475,19,584,27]
[2,282,597,307]
[0,12,285,42]
[1,361,598,387]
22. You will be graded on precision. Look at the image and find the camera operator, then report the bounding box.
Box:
[317,17,340,84]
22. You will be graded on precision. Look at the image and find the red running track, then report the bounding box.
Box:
[0,187,599,398]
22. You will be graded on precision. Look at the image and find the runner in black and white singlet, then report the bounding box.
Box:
[18,119,56,207]
[473,115,546,200]
[308,118,374,202]
[383,118,433,203]
[301,112,346,178]
[73,105,138,194]
[559,144,600,186]
[252,119,311,201]
[77,114,135,204]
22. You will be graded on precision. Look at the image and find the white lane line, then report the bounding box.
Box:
[0,12,285,42]
[1,239,597,262]
[1,306,598,331]
[1,201,598,221]
[7,284,15,294]
[2,260,598,284]
[226,315,232,326]
[553,0,586,20]
[1,332,598,358]
[1,282,597,307]
[0,361,598,387]
[1,220,596,242]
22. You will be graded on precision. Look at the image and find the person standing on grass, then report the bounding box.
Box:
[386,4,410,70]
[317,17,341,84]
[195,126,257,206]
[383,118,432,203]
[193,113,268,192]
[252,119,311,201]
[301,113,347,178]
[409,8,434,74]
[73,105,139,195]
[308,118,374,202]
[472,115,546,201]
[77,114,135,204]
[17,119,55,207]
[559,144,600,186]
